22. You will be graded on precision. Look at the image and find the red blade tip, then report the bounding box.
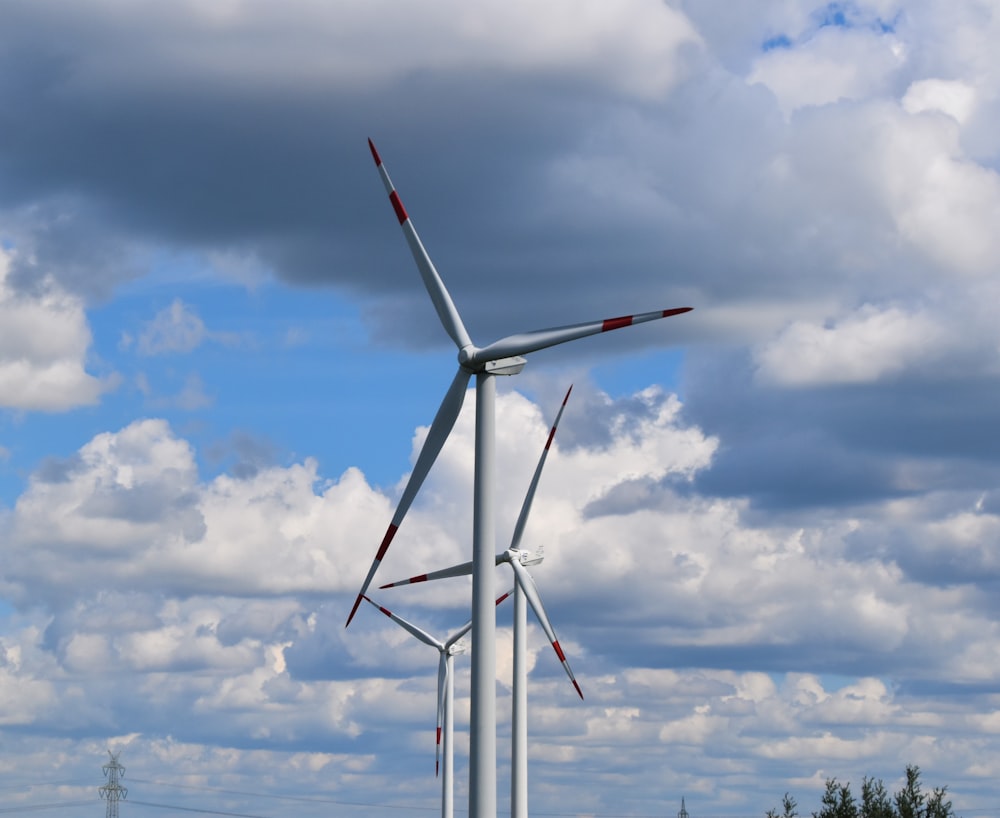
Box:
[346,594,364,628]
[368,138,382,166]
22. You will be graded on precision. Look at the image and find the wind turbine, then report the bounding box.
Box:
[380,384,578,818]
[362,591,512,818]
[348,139,692,817]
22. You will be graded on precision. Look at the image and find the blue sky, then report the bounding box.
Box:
[3,1,1000,816]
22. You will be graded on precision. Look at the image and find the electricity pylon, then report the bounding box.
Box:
[99,750,127,818]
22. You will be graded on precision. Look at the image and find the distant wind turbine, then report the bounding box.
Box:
[381,384,578,818]
[348,139,692,817]
[362,591,512,818]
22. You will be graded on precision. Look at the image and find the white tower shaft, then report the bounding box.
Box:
[469,372,497,817]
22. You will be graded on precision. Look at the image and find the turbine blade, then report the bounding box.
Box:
[509,384,573,552]
[362,596,444,650]
[380,560,475,589]
[441,588,515,652]
[471,307,692,366]
[436,653,447,777]
[381,551,512,589]
[510,561,583,700]
[446,618,474,650]
[347,367,471,626]
[369,139,473,351]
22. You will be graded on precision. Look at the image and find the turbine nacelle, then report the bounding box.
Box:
[508,547,543,568]
[482,356,527,376]
[457,342,527,376]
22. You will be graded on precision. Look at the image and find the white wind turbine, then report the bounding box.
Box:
[361,591,512,818]
[347,139,692,818]
[380,384,578,818]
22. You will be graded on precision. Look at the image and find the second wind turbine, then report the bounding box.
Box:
[347,139,692,818]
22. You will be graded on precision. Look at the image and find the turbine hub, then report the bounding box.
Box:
[457,345,477,369]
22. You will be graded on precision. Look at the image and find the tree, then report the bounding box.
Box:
[814,778,858,818]
[766,766,957,818]
[925,785,953,818]
[861,775,894,818]
[769,792,799,818]
[895,765,925,818]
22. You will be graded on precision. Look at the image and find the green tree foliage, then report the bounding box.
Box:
[767,792,798,818]
[767,766,956,818]
[861,775,895,818]
[814,778,858,818]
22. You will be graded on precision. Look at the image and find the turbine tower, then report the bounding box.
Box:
[348,139,692,818]
[361,590,512,818]
[381,384,579,818]
[99,750,127,818]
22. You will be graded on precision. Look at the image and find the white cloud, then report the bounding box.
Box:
[2,387,1000,811]
[67,0,702,101]
[7,1,1000,813]
[137,299,207,355]
[0,246,110,411]
[753,305,947,386]
[902,78,977,124]
[749,26,905,117]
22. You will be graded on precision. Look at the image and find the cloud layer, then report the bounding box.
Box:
[3,0,1000,816]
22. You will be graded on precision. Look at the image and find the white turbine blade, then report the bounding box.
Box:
[470,307,692,366]
[509,384,573,552]
[380,560,475,589]
[381,549,517,589]
[369,139,473,351]
[441,587,515,653]
[436,652,447,777]
[509,561,583,700]
[362,596,445,651]
[445,617,474,651]
[347,367,471,626]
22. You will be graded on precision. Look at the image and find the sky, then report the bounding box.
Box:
[2,0,1000,816]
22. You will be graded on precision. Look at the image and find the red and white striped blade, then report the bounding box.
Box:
[436,652,447,777]
[509,560,583,700]
[496,586,515,607]
[380,559,475,589]
[361,595,444,651]
[509,384,572,553]
[347,367,471,626]
[470,307,692,366]
[369,139,473,352]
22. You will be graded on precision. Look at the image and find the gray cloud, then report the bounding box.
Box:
[5,0,1000,815]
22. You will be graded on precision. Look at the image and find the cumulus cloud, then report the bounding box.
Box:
[754,305,947,386]
[6,0,1000,815]
[0,244,111,411]
[903,78,977,123]
[20,0,699,100]
[3,419,387,607]
[3,385,1000,812]
[748,25,905,117]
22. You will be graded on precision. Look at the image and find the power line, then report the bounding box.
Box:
[0,801,97,814]
[128,778,438,812]
[124,780,766,818]
[128,800,277,817]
